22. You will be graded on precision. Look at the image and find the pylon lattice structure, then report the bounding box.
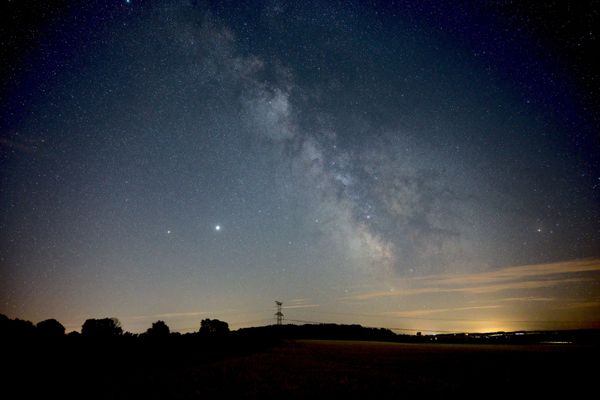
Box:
[275,301,283,325]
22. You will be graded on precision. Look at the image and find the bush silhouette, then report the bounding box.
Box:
[0,314,8,332]
[146,320,170,337]
[0,315,36,339]
[199,319,229,337]
[81,318,123,338]
[36,319,65,337]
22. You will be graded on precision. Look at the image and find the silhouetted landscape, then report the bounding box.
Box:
[2,313,599,398]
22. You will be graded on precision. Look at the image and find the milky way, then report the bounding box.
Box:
[1,1,599,333]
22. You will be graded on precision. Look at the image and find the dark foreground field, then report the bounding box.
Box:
[177,340,596,398]
[8,339,597,398]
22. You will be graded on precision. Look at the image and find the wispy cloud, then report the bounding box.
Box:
[498,297,555,303]
[281,298,320,309]
[384,305,502,318]
[413,258,600,286]
[124,309,241,322]
[283,304,320,309]
[288,298,310,304]
[341,258,600,301]
[343,278,589,300]
[556,300,600,310]
[126,311,209,321]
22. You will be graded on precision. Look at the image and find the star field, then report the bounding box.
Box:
[1,0,599,333]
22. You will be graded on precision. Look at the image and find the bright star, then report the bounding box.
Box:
[215,225,221,231]
[167,230,171,234]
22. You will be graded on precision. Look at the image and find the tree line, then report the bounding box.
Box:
[0,313,229,339]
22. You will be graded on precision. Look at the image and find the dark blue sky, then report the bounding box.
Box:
[1,0,599,333]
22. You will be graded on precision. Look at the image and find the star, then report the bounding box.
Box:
[215,225,221,231]
[167,230,172,234]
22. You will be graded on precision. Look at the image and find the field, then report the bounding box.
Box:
[60,339,594,398]
[7,337,597,398]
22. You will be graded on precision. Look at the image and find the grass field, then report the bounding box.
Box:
[9,338,597,398]
[97,340,596,398]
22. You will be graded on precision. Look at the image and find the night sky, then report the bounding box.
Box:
[1,0,599,334]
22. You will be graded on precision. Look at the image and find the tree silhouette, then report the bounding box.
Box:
[36,319,65,337]
[0,314,8,331]
[146,320,170,337]
[199,319,229,337]
[0,316,36,339]
[1,314,37,338]
[81,318,123,338]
